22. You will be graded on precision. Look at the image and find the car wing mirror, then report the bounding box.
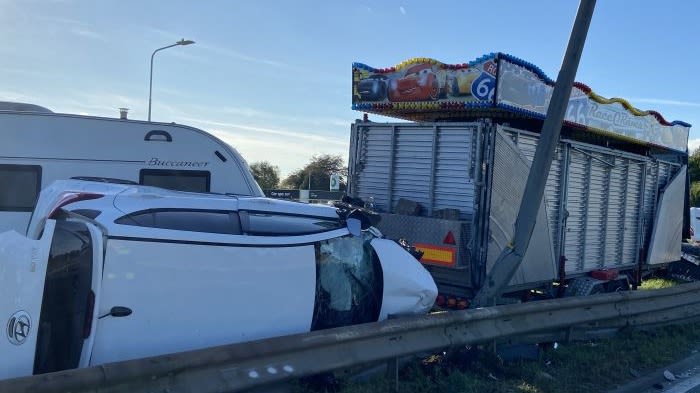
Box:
[347,217,362,237]
[347,209,372,236]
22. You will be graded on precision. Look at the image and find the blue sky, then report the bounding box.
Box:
[2,0,699,177]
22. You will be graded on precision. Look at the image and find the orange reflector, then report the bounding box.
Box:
[443,231,456,245]
[414,243,456,267]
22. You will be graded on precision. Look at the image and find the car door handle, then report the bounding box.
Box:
[98,306,133,319]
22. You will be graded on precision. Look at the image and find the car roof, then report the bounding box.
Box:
[46,180,346,244]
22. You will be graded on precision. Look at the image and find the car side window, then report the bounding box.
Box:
[239,211,341,236]
[34,220,93,374]
[115,209,241,235]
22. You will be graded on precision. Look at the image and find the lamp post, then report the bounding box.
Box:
[148,38,195,122]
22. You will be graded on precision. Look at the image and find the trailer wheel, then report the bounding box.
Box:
[606,278,630,293]
[588,285,604,295]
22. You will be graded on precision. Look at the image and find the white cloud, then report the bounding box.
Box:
[630,98,700,108]
[142,29,288,68]
[219,105,348,129]
[71,28,106,41]
[177,116,346,146]
[198,42,288,68]
[34,15,86,26]
[0,67,50,78]
[174,115,349,177]
[144,27,182,40]
[0,89,33,102]
[399,6,406,15]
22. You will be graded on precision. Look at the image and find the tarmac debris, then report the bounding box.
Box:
[663,370,676,381]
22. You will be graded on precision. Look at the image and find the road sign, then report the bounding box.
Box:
[330,174,340,191]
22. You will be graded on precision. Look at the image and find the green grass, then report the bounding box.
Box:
[640,277,682,290]
[295,322,700,393]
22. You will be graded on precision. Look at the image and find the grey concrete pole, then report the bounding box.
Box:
[473,0,597,307]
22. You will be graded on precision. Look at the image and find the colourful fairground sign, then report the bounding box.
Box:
[352,53,691,152]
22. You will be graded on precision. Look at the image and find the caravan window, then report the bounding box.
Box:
[0,164,41,211]
[140,169,211,192]
[115,209,241,235]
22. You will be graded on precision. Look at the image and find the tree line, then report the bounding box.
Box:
[690,148,700,206]
[249,154,347,190]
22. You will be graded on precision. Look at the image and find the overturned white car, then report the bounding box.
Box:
[1,180,437,380]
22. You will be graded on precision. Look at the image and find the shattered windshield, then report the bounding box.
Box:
[311,232,383,330]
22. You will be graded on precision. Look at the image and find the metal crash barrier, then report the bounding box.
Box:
[3,282,700,393]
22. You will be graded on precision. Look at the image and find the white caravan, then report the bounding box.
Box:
[0,102,262,234]
[0,180,437,380]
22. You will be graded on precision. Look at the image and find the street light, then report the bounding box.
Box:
[148,38,195,122]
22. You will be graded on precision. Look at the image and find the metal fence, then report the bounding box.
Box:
[3,282,700,393]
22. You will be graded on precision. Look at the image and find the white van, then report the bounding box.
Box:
[0,180,437,380]
[0,102,262,234]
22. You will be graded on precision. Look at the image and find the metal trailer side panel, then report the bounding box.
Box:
[641,160,681,250]
[485,127,557,286]
[562,143,647,274]
[350,124,394,212]
[392,128,434,210]
[604,156,625,267]
[500,127,564,261]
[647,166,687,264]
[349,122,480,220]
[642,161,660,247]
[564,147,589,273]
[347,125,359,197]
[433,126,478,221]
[582,150,608,271]
[622,161,644,266]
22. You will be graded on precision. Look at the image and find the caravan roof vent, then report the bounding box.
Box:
[0,101,53,113]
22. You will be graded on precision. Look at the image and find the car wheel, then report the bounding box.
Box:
[380,82,388,101]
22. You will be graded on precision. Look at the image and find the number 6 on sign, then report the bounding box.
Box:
[471,73,496,101]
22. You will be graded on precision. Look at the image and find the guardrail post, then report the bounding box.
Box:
[386,314,400,392]
[385,357,399,392]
